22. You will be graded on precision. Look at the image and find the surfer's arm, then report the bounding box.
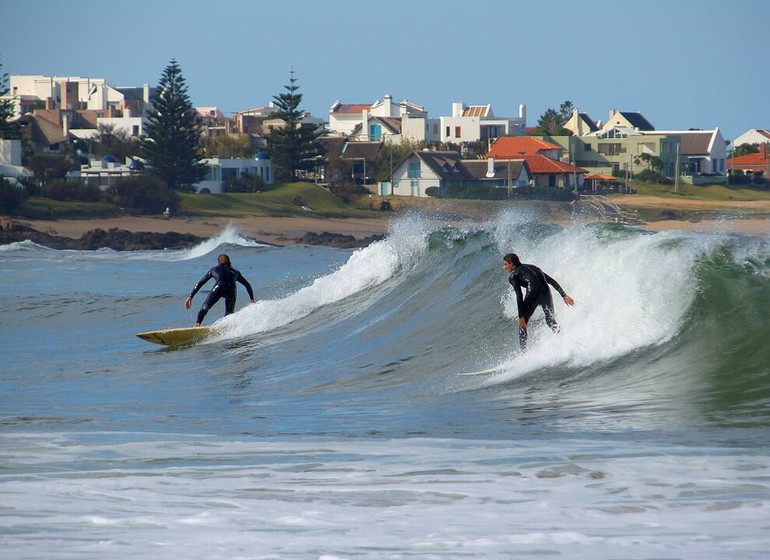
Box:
[543,272,573,305]
[186,271,211,310]
[238,276,255,302]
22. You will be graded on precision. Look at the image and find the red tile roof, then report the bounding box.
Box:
[520,154,586,174]
[486,136,563,158]
[332,103,371,114]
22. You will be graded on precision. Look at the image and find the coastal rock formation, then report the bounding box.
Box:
[0,219,385,250]
[298,231,385,248]
[0,220,204,250]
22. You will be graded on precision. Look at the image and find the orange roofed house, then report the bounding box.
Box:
[727,143,770,179]
[486,137,586,189]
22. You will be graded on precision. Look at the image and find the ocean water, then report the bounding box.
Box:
[1,211,769,559]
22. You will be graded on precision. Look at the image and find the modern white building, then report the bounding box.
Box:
[328,94,437,144]
[195,153,274,193]
[440,102,527,144]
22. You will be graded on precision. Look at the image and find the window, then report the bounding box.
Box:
[584,144,592,151]
[370,124,382,141]
[408,161,421,178]
[598,143,622,156]
[455,126,461,138]
[445,126,450,137]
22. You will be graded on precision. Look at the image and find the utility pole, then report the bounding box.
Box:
[674,143,681,194]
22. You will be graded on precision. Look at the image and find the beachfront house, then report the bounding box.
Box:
[328,94,439,145]
[440,102,527,145]
[194,153,275,193]
[388,150,531,197]
[727,143,770,177]
[733,129,770,148]
[486,137,585,189]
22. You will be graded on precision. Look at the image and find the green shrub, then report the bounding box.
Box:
[0,178,24,213]
[106,175,180,214]
[42,179,101,202]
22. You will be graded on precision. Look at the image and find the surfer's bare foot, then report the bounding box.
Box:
[195,323,201,327]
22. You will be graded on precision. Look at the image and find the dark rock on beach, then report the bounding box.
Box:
[298,231,386,248]
[0,220,204,250]
[0,219,385,250]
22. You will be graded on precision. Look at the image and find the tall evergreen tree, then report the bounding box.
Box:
[0,56,20,139]
[268,70,323,181]
[141,59,206,190]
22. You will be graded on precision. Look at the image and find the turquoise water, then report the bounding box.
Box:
[1,213,769,559]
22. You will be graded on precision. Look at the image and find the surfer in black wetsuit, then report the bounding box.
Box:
[503,253,574,351]
[185,254,255,326]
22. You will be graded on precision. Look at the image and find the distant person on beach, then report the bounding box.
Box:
[162,207,171,219]
[185,253,255,326]
[503,253,574,351]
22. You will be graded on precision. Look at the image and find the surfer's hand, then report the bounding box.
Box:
[518,317,527,330]
[185,296,192,310]
[563,295,575,307]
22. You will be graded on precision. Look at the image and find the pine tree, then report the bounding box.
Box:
[141,59,206,191]
[0,56,20,139]
[268,70,323,181]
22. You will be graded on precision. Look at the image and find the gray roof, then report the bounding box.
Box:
[679,132,713,155]
[619,111,654,131]
[462,159,528,180]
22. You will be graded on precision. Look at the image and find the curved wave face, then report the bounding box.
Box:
[164,212,770,439]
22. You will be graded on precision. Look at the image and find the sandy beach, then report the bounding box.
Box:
[8,196,770,244]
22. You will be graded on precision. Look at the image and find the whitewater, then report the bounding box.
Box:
[1,210,769,559]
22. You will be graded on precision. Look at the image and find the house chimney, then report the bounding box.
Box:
[362,109,369,141]
[452,102,463,117]
[384,94,393,116]
[486,157,495,178]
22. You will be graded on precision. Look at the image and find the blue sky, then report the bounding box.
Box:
[2,0,767,142]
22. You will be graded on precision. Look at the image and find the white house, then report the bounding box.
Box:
[328,94,436,144]
[440,102,527,144]
[194,153,274,193]
[389,150,531,197]
[733,129,770,148]
[655,128,728,176]
[74,155,144,188]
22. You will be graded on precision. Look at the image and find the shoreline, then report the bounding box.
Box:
[15,214,394,246]
[3,197,768,249]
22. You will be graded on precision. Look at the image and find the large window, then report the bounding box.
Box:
[370,124,382,141]
[455,126,461,138]
[598,143,622,156]
[407,161,420,178]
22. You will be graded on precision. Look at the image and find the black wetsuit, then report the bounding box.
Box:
[508,264,567,350]
[189,264,254,325]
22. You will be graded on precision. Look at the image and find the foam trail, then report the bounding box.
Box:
[164,223,268,261]
[214,215,439,340]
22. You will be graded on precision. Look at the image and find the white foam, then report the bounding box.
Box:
[214,214,439,340]
[488,220,706,382]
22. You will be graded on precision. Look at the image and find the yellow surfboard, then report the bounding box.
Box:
[136,326,217,347]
